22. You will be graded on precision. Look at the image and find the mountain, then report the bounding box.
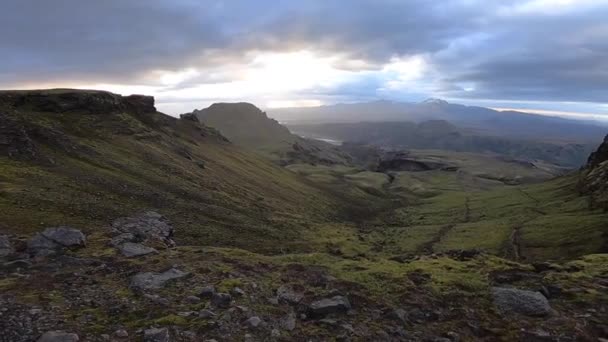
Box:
[1,89,607,341]
[289,120,594,168]
[184,102,351,166]
[269,99,607,143]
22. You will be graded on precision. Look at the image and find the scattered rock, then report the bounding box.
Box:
[114,329,128,338]
[143,327,170,342]
[276,285,304,304]
[28,227,86,256]
[231,287,246,297]
[271,329,281,338]
[117,242,157,257]
[199,309,216,319]
[492,287,552,317]
[0,235,12,257]
[185,295,201,304]
[199,285,216,298]
[281,312,297,331]
[37,331,79,342]
[211,292,232,308]
[386,308,407,323]
[244,316,262,328]
[309,296,351,317]
[130,268,189,291]
[111,211,175,246]
[143,294,170,306]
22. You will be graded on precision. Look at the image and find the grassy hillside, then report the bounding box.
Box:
[0,90,354,253]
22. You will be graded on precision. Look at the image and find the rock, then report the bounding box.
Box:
[130,268,189,291]
[37,331,79,342]
[386,308,407,323]
[276,285,303,304]
[143,327,170,342]
[144,294,170,306]
[309,296,351,317]
[445,331,460,342]
[114,329,129,338]
[199,309,216,319]
[281,312,297,331]
[271,329,281,338]
[28,227,86,256]
[244,316,262,328]
[0,235,12,257]
[492,287,552,317]
[117,242,157,257]
[211,292,232,308]
[539,284,562,299]
[199,285,216,298]
[185,295,201,304]
[112,211,174,246]
[231,287,246,297]
[110,233,135,247]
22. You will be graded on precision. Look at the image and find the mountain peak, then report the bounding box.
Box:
[421,98,449,106]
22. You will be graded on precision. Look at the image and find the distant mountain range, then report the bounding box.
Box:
[269,99,607,144]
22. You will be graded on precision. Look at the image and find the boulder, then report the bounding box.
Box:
[37,331,79,342]
[130,268,189,291]
[276,285,303,304]
[199,285,216,298]
[143,328,170,342]
[111,211,174,246]
[309,296,351,317]
[244,316,262,328]
[28,227,86,256]
[0,235,12,257]
[117,242,157,257]
[492,287,552,317]
[211,292,232,308]
[281,312,297,331]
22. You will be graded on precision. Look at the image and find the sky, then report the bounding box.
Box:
[1,0,608,118]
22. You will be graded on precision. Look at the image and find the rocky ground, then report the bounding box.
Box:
[1,211,607,342]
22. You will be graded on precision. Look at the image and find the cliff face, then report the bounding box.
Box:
[580,134,608,209]
[0,89,156,114]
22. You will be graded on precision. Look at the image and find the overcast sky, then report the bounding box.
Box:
[1,0,607,117]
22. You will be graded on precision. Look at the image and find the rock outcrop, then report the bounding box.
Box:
[27,227,86,256]
[579,134,608,210]
[111,211,175,247]
[0,89,155,115]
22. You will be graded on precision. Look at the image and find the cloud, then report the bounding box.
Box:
[0,0,607,114]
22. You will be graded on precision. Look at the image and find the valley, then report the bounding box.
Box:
[0,90,607,341]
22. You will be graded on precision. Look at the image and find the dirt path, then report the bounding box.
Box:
[418,223,455,254]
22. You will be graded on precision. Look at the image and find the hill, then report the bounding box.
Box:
[185,103,351,166]
[0,90,607,341]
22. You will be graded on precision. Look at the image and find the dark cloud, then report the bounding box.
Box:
[0,0,607,108]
